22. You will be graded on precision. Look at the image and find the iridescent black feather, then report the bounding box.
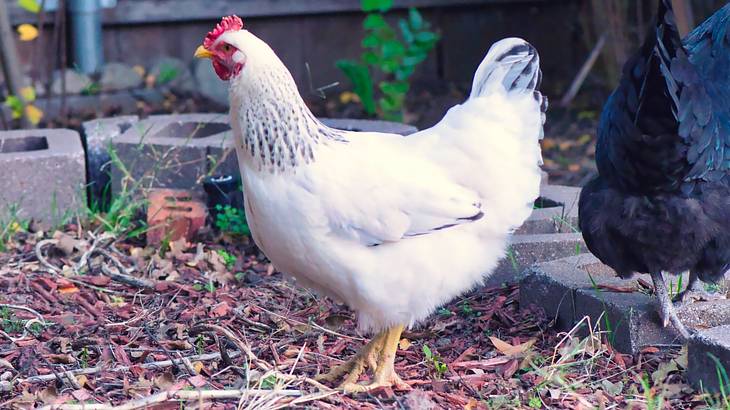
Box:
[579,0,730,284]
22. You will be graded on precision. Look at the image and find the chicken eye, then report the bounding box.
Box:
[222,44,232,52]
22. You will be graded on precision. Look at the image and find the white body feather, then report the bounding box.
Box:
[221,30,544,332]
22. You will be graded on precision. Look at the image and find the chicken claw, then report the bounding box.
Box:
[315,331,385,384]
[318,325,410,393]
[651,271,693,339]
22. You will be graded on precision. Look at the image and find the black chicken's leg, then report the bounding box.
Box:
[651,271,692,339]
[672,271,723,304]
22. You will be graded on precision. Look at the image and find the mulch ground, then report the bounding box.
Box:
[0,224,715,409]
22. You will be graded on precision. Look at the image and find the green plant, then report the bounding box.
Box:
[528,395,543,409]
[0,307,24,334]
[157,63,180,85]
[638,372,665,410]
[703,353,730,409]
[0,204,29,252]
[214,205,250,236]
[217,249,237,269]
[79,346,90,369]
[337,0,440,121]
[87,145,147,237]
[422,344,447,378]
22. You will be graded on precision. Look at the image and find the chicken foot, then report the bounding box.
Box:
[317,325,409,392]
[651,271,692,339]
[672,271,724,304]
[316,331,386,384]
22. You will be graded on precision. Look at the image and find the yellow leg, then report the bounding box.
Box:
[341,325,410,393]
[316,330,386,384]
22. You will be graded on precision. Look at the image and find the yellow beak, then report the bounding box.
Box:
[194,45,214,59]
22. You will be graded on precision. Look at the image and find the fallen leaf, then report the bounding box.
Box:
[188,374,207,388]
[399,338,412,351]
[193,361,204,373]
[76,375,87,388]
[19,86,36,102]
[489,336,535,357]
[24,104,43,125]
[17,24,39,41]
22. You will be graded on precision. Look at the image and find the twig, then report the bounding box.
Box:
[190,324,270,371]
[100,264,155,289]
[559,32,608,107]
[35,239,61,274]
[21,351,241,383]
[255,305,364,341]
[37,388,304,410]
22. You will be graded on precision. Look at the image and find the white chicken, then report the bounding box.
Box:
[195,15,546,392]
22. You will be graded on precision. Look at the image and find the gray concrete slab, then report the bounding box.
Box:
[519,255,729,354]
[0,129,86,223]
[111,113,231,195]
[82,116,140,206]
[688,325,730,393]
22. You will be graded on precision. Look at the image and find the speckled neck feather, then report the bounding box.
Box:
[231,66,346,173]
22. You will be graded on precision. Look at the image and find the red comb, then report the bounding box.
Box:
[204,15,244,48]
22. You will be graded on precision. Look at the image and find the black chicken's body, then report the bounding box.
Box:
[579,1,730,338]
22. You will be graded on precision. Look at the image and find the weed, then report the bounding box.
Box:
[337,0,440,121]
[528,395,543,408]
[638,372,665,410]
[703,353,730,409]
[0,204,29,252]
[217,249,237,269]
[437,307,453,317]
[0,307,24,334]
[195,334,205,355]
[157,63,180,85]
[214,205,250,236]
[506,246,520,274]
[422,344,447,378]
[260,374,278,390]
[79,347,90,369]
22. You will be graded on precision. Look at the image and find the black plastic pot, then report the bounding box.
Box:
[202,174,244,219]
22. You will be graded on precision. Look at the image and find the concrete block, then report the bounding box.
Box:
[520,254,728,354]
[111,113,231,195]
[688,325,730,393]
[0,129,86,223]
[488,184,585,285]
[146,189,207,245]
[516,184,581,235]
[489,232,585,286]
[82,115,139,207]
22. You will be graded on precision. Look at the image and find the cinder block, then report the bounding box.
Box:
[516,185,581,235]
[489,232,585,286]
[82,115,139,207]
[519,254,729,354]
[487,184,585,285]
[688,325,730,393]
[0,129,86,223]
[111,114,231,195]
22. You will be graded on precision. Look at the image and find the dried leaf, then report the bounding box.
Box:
[17,24,39,41]
[399,338,412,351]
[24,104,43,125]
[19,86,36,102]
[489,336,535,357]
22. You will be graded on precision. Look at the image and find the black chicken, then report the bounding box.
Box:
[579,0,730,339]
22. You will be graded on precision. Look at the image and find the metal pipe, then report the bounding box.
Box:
[68,0,103,74]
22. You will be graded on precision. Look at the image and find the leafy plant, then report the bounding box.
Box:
[214,205,250,236]
[157,63,180,85]
[217,249,236,269]
[0,307,24,334]
[337,0,440,121]
[422,344,447,378]
[86,145,147,237]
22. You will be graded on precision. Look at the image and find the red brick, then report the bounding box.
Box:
[146,189,207,245]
